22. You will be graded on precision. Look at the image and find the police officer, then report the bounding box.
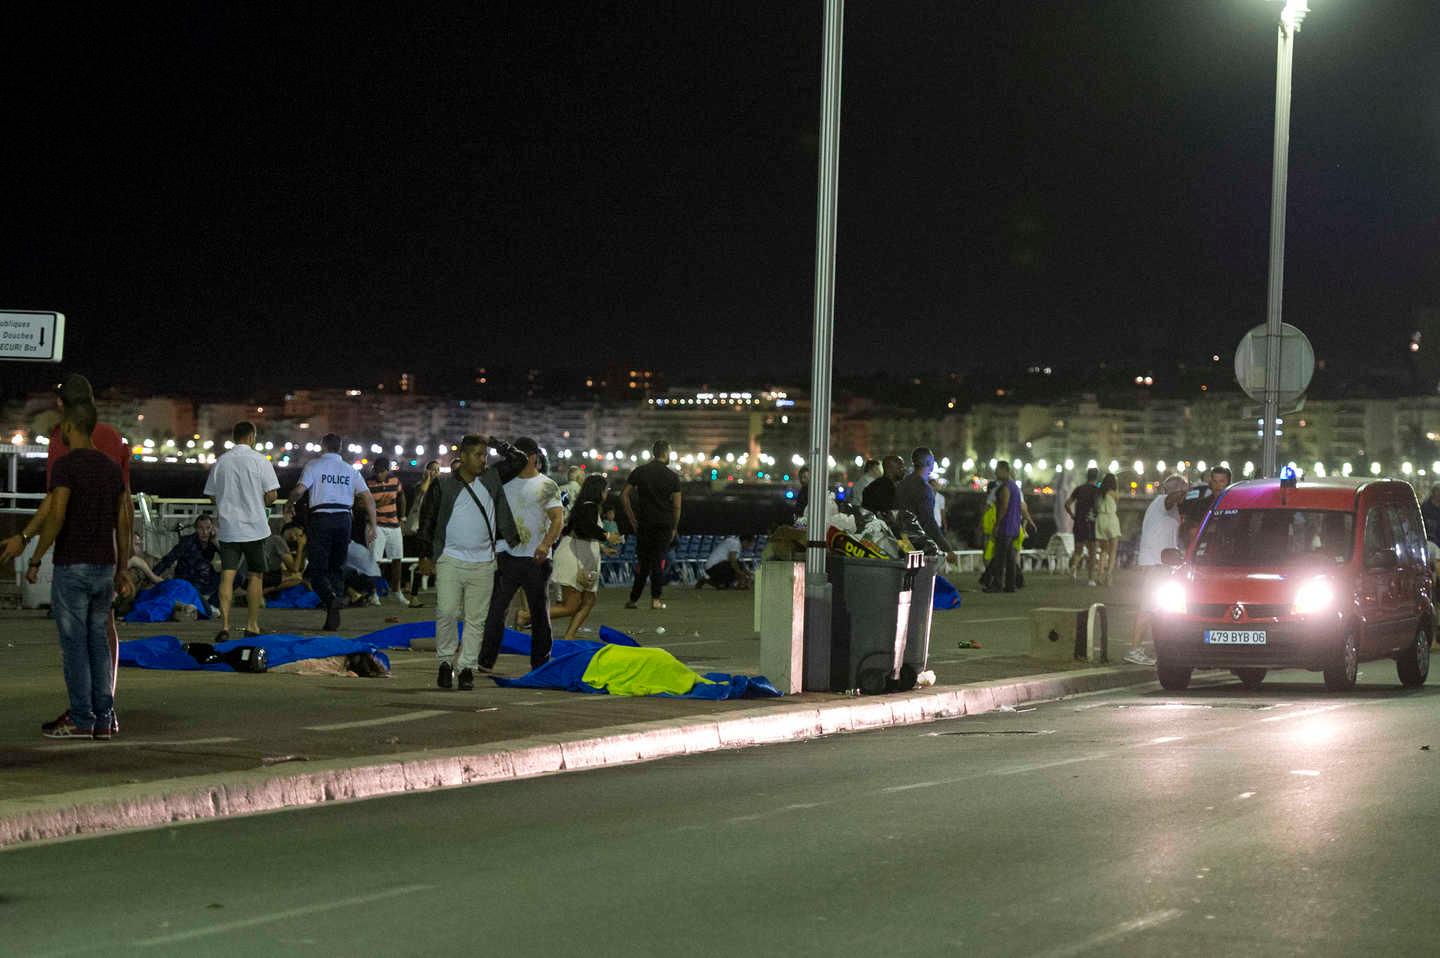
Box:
[286,433,377,631]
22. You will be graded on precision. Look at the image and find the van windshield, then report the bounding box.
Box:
[1193,509,1354,567]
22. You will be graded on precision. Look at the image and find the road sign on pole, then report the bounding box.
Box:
[0,311,66,363]
[1235,322,1313,408]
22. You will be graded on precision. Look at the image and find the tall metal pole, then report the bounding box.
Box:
[1261,1,1306,477]
[803,0,844,691]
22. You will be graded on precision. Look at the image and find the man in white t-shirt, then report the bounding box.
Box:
[481,437,565,670]
[204,421,280,640]
[697,533,756,590]
[285,433,377,632]
[1126,475,1189,665]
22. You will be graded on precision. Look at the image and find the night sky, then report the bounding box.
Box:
[3,1,1437,396]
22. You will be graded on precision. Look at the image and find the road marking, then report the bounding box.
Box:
[659,639,728,648]
[1150,736,1184,744]
[36,736,242,752]
[1290,769,1321,777]
[304,710,449,731]
[882,780,941,793]
[1029,908,1184,958]
[132,884,434,947]
[1237,792,1256,800]
[993,755,1107,776]
[956,616,1028,624]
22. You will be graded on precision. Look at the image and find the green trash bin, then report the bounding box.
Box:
[829,550,925,693]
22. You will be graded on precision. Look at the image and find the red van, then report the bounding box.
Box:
[1151,476,1433,691]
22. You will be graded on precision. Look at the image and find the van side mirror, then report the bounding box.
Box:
[1366,549,1398,570]
[1160,548,1184,567]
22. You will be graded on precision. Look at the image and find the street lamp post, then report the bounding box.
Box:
[803,0,844,691]
[1260,0,1309,477]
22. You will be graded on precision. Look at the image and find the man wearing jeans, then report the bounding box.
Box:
[25,402,133,740]
[285,433,377,632]
[419,435,528,689]
[622,440,681,610]
[984,460,1036,593]
[480,437,564,672]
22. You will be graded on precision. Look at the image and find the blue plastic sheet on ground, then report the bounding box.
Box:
[494,626,781,699]
[266,585,322,609]
[119,621,641,673]
[119,634,392,672]
[124,579,211,623]
[934,575,962,610]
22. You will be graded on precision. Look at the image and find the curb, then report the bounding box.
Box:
[0,665,1152,849]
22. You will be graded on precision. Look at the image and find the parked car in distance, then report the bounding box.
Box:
[1151,474,1433,691]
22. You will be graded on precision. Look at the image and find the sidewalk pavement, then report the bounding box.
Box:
[0,568,1155,847]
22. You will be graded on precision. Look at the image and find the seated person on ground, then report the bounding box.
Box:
[342,538,381,605]
[153,514,222,603]
[698,533,756,590]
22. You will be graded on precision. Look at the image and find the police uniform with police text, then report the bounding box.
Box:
[298,453,363,610]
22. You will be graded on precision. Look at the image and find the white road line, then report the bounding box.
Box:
[956,616,1028,624]
[304,710,450,731]
[658,639,728,648]
[36,736,242,752]
[1030,908,1184,958]
[132,884,434,947]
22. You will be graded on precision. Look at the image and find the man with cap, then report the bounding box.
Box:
[479,437,565,673]
[285,434,377,631]
[1,373,132,736]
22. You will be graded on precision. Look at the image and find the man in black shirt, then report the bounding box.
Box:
[860,456,905,512]
[622,440,682,609]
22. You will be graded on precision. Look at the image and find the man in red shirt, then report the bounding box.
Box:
[1,374,132,733]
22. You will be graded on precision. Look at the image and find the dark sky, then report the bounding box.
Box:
[4,1,1437,395]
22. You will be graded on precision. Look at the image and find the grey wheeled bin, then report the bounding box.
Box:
[828,550,925,693]
[903,553,944,677]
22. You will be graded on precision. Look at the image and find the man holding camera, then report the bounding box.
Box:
[418,435,528,690]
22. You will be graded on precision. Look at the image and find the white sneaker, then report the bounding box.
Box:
[1087,580,1097,587]
[1123,649,1156,666]
[368,593,382,606]
[392,591,411,605]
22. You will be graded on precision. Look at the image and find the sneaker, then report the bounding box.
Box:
[92,715,114,741]
[1123,649,1157,666]
[457,667,474,691]
[437,662,454,689]
[41,713,92,739]
[392,591,411,606]
[1087,580,1098,587]
[367,593,382,607]
[173,602,198,621]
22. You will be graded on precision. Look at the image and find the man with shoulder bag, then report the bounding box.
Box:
[418,435,527,690]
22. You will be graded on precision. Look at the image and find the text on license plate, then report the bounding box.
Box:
[1205,630,1267,645]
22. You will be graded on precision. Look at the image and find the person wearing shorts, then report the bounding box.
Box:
[368,459,411,605]
[205,421,280,640]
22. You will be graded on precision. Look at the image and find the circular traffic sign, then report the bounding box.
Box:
[1234,323,1314,407]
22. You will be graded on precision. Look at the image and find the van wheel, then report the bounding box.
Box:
[1396,625,1431,688]
[1232,668,1266,690]
[1157,663,1192,691]
[1323,630,1360,691]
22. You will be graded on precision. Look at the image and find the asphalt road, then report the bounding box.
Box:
[7,668,1440,957]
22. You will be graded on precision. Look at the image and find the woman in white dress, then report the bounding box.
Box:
[544,475,618,641]
[1095,473,1122,585]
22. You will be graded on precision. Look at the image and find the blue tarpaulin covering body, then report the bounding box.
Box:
[934,575,962,610]
[123,579,211,623]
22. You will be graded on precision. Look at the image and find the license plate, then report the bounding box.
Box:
[1205,630,1267,645]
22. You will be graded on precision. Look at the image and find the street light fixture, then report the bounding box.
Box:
[1259,0,1310,477]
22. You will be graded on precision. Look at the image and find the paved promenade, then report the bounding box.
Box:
[0,567,1151,844]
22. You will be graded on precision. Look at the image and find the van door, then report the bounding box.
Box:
[1387,501,1428,651]
[1359,505,1402,654]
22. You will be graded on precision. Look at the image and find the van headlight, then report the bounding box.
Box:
[1292,578,1335,616]
[1152,579,1187,615]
